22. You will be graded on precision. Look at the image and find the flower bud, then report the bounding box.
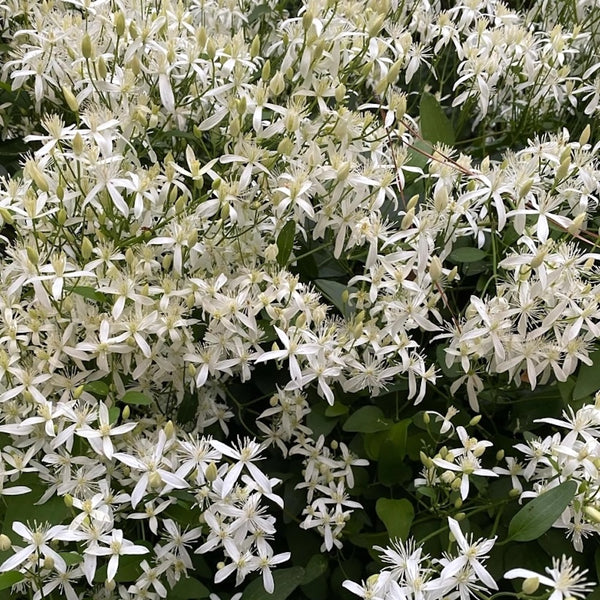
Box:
[250,34,261,59]
[334,83,346,103]
[122,405,130,420]
[164,420,175,438]
[43,556,55,570]
[469,415,481,427]
[0,534,11,552]
[430,256,443,283]
[62,85,79,112]
[567,212,586,236]
[206,38,217,60]
[401,208,415,230]
[495,449,505,462]
[269,71,285,97]
[81,32,93,60]
[149,471,163,489]
[522,577,540,594]
[579,124,591,146]
[261,59,271,81]
[115,11,126,37]
[26,159,49,192]
[584,505,600,524]
[26,245,39,265]
[205,461,218,482]
[81,236,93,260]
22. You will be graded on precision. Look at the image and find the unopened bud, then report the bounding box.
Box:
[164,420,175,438]
[206,38,217,60]
[584,505,600,524]
[496,449,505,462]
[26,245,39,265]
[81,237,93,260]
[469,415,482,427]
[205,461,218,482]
[122,405,130,420]
[62,85,79,112]
[0,534,11,552]
[261,59,271,81]
[250,34,261,58]
[334,83,346,103]
[423,412,431,425]
[419,451,433,469]
[567,212,586,236]
[115,11,126,37]
[579,124,591,146]
[522,577,540,595]
[81,32,93,60]
[555,157,571,182]
[341,289,349,304]
[26,160,49,192]
[430,256,443,283]
[269,71,285,97]
[401,208,415,230]
[454,511,466,521]
[43,556,55,570]
[149,471,163,489]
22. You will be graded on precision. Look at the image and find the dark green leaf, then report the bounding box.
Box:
[83,380,109,397]
[325,402,348,417]
[376,498,415,540]
[447,247,487,263]
[243,566,305,600]
[0,572,23,591]
[507,480,578,542]
[121,391,152,406]
[314,279,355,315]
[573,350,600,400]
[419,92,455,146]
[248,3,272,24]
[60,552,83,566]
[276,220,296,267]
[301,554,328,585]
[169,577,210,599]
[70,286,107,303]
[342,406,392,433]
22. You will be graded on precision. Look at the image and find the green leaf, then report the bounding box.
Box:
[342,406,392,433]
[243,566,305,600]
[325,402,348,417]
[419,92,455,146]
[248,2,272,24]
[108,406,120,424]
[276,220,296,267]
[573,349,600,400]
[507,480,578,542]
[60,552,82,566]
[447,247,487,263]
[83,381,109,397]
[169,577,210,599]
[314,279,355,315]
[301,554,328,585]
[121,391,152,405]
[70,285,107,303]
[376,498,415,540]
[0,572,23,591]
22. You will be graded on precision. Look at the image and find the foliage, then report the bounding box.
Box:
[0,0,597,599]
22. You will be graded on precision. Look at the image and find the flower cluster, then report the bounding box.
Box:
[0,0,597,597]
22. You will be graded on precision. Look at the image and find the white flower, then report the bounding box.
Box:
[504,555,595,600]
[441,517,498,591]
[84,529,148,581]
